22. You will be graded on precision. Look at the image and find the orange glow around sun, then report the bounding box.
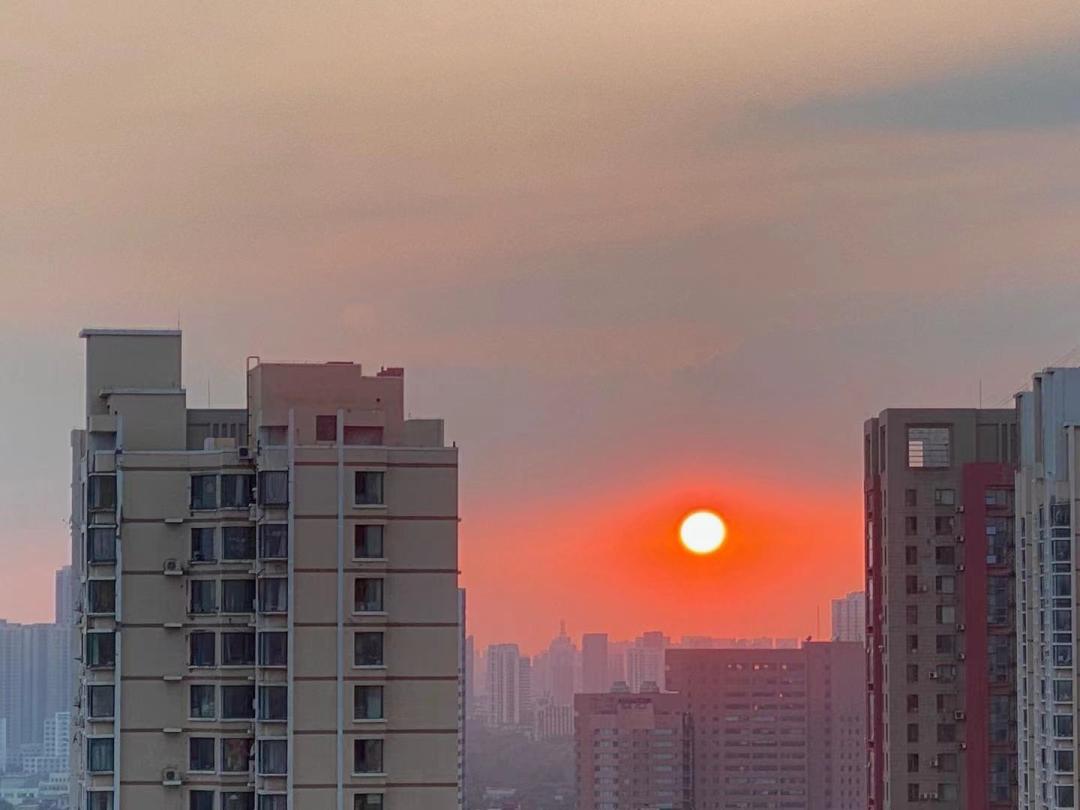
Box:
[680,510,727,555]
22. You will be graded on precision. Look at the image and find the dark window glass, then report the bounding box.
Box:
[258,796,288,810]
[190,685,215,719]
[221,740,254,774]
[259,524,289,559]
[88,527,117,563]
[88,476,117,510]
[258,579,288,614]
[88,685,114,719]
[190,737,215,771]
[191,475,218,510]
[221,474,254,508]
[258,471,288,507]
[354,579,384,612]
[222,632,256,666]
[258,632,288,667]
[190,580,218,614]
[222,579,256,613]
[222,685,255,720]
[88,793,114,810]
[222,526,256,560]
[354,472,384,506]
[355,632,384,667]
[223,794,255,810]
[934,545,955,565]
[258,686,288,721]
[353,739,384,774]
[86,633,116,669]
[191,527,215,562]
[190,791,214,810]
[354,685,384,720]
[258,739,288,775]
[355,796,384,810]
[316,415,338,441]
[88,738,114,772]
[355,525,384,559]
[88,580,116,614]
[190,632,216,667]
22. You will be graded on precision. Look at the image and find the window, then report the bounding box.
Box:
[355,796,384,810]
[354,472,385,506]
[905,489,918,507]
[88,738,114,773]
[354,686,384,720]
[88,792,114,810]
[908,426,950,468]
[190,580,218,614]
[353,739,384,774]
[935,576,955,594]
[905,575,919,595]
[258,739,288,775]
[259,525,288,560]
[906,664,918,683]
[86,632,116,669]
[222,579,256,613]
[190,792,215,810]
[935,516,955,536]
[905,605,918,625]
[355,632,384,667]
[222,632,256,666]
[190,631,216,667]
[1055,715,1074,738]
[191,527,216,563]
[905,516,917,536]
[222,685,255,720]
[258,686,288,721]
[190,737,216,772]
[258,631,288,667]
[316,414,338,441]
[936,634,956,654]
[259,797,287,810]
[222,527,256,560]
[906,723,919,743]
[221,739,254,773]
[906,694,919,713]
[907,634,919,653]
[936,605,955,624]
[1055,750,1075,773]
[190,684,216,719]
[934,545,955,565]
[907,753,919,772]
[935,488,955,506]
[905,546,918,565]
[192,475,218,510]
[907,783,920,801]
[88,685,114,719]
[354,579,384,613]
[258,579,288,614]
[222,793,255,810]
[258,471,288,507]
[221,474,254,508]
[88,579,116,614]
[1056,785,1075,808]
[88,527,116,563]
[88,475,117,510]
[1055,680,1074,702]
[355,525,384,559]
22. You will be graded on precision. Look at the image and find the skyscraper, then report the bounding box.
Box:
[666,642,866,810]
[71,329,460,810]
[626,631,666,692]
[486,644,529,728]
[1016,368,1080,810]
[831,591,866,643]
[864,408,1018,809]
[0,620,71,770]
[580,633,609,694]
[55,565,75,626]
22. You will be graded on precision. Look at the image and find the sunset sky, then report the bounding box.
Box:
[2,2,1080,652]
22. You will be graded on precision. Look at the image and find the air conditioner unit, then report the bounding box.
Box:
[954,711,966,720]
[162,766,181,786]
[238,446,252,459]
[163,559,183,576]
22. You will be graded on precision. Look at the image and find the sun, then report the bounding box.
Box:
[680,510,727,555]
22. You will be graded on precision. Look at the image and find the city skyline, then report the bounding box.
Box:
[5,3,1080,651]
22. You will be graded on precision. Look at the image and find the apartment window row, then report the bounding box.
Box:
[86,632,116,669]
[191,525,288,563]
[314,415,385,447]
[189,795,314,810]
[188,736,255,773]
[189,578,287,615]
[87,526,117,563]
[87,579,117,615]
[192,474,256,511]
[87,684,115,719]
[902,488,957,508]
[903,516,956,537]
[189,683,286,721]
[87,474,117,511]
[189,630,288,668]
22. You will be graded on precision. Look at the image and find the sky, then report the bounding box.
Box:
[2,2,1079,652]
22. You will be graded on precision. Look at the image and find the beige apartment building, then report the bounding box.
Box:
[70,329,460,810]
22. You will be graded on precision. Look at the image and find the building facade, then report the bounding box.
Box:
[581,633,609,695]
[70,329,460,810]
[831,591,866,643]
[574,689,692,810]
[1016,368,1080,810]
[865,408,1018,809]
[485,644,530,729]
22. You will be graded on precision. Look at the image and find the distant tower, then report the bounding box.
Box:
[581,633,609,693]
[830,591,865,642]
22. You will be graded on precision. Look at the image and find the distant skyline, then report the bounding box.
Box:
[3,2,1080,650]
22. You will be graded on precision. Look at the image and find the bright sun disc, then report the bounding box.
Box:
[680,510,726,555]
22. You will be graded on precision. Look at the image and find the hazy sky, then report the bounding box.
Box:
[2,2,1079,651]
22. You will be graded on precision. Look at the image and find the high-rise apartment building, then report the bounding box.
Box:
[831,591,866,643]
[626,631,667,692]
[486,644,530,728]
[70,329,460,810]
[56,565,76,626]
[666,643,866,810]
[1016,367,1080,810]
[574,689,692,810]
[581,633,609,694]
[865,408,1018,810]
